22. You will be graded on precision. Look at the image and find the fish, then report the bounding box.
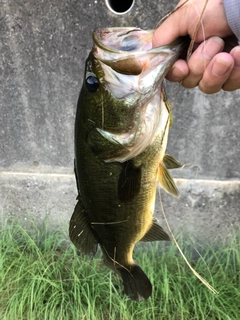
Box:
[69,27,186,302]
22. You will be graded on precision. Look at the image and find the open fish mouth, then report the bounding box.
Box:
[89,28,187,162]
[92,27,186,86]
[92,27,186,64]
[93,27,154,53]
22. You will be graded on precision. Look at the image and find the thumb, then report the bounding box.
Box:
[152,8,188,48]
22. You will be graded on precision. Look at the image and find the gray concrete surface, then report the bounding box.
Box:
[0,0,240,245]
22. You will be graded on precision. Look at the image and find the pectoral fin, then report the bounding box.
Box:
[163,154,182,169]
[118,160,142,201]
[69,195,98,257]
[86,126,129,162]
[141,218,170,241]
[158,162,180,197]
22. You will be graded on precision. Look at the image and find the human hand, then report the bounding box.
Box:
[152,0,240,93]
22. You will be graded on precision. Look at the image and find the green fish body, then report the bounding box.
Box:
[69,28,185,301]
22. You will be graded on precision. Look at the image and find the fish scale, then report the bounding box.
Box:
[69,27,186,301]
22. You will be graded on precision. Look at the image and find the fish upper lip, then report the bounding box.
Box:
[92,27,188,59]
[92,27,146,54]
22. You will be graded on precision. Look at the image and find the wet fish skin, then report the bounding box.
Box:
[69,28,186,302]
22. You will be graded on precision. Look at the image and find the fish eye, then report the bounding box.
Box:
[86,75,99,92]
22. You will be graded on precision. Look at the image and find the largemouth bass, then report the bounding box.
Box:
[69,27,186,302]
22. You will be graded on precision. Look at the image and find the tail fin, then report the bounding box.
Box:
[117,264,152,302]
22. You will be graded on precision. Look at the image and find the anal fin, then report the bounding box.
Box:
[69,195,98,257]
[141,218,170,242]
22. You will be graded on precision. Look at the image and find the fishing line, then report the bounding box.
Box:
[155,0,190,28]
[102,245,131,274]
[160,0,208,110]
[157,0,218,314]
[91,219,128,225]
[155,0,209,59]
[187,0,209,61]
[190,244,217,320]
[157,186,218,294]
[101,92,105,129]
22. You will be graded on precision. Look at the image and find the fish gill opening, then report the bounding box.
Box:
[105,0,135,15]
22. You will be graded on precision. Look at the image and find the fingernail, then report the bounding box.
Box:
[212,57,233,76]
[232,46,240,67]
[201,37,224,59]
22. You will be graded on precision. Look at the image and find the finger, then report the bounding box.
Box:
[165,60,189,82]
[152,1,189,47]
[153,20,182,48]
[198,53,234,94]
[181,37,225,88]
[222,46,240,91]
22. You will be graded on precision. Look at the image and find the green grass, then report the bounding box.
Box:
[0,220,239,320]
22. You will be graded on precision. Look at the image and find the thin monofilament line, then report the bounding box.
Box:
[158,186,218,294]
[155,0,209,62]
[187,0,209,61]
[155,0,190,28]
[101,92,105,129]
[91,219,128,225]
[190,244,217,319]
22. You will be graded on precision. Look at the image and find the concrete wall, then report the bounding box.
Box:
[1,0,240,244]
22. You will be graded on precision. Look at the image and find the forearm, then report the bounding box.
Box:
[223,0,240,43]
